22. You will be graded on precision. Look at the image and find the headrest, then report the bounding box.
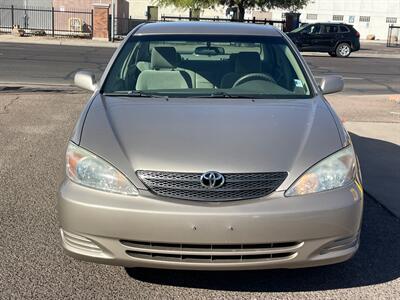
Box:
[235,52,261,74]
[151,47,178,70]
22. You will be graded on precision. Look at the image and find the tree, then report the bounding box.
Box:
[157,0,216,10]
[157,0,309,22]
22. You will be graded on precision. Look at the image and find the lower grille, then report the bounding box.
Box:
[136,171,288,201]
[121,240,301,263]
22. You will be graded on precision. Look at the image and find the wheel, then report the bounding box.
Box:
[336,43,351,58]
[329,52,337,57]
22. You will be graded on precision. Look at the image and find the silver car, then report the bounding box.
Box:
[58,22,363,270]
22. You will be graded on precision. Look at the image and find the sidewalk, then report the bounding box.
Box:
[0,34,119,48]
[326,93,400,216]
[345,122,400,218]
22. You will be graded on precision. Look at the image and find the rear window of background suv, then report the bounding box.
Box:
[339,26,350,33]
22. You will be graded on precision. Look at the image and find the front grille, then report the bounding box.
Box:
[121,240,301,263]
[136,171,287,201]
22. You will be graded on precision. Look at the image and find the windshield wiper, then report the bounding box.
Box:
[103,91,168,99]
[197,92,253,99]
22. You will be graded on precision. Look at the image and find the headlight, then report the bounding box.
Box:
[285,145,357,197]
[66,142,138,195]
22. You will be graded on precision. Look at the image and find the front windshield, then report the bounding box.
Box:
[102,34,312,98]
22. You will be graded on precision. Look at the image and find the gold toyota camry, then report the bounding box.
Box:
[58,22,363,270]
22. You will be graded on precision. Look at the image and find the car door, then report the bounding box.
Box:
[299,24,322,51]
[316,25,339,51]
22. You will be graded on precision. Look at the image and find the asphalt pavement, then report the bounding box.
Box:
[0,90,399,299]
[0,41,399,95]
[0,41,399,299]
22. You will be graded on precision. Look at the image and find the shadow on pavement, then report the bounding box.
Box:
[126,135,400,292]
[350,133,400,217]
[126,194,399,292]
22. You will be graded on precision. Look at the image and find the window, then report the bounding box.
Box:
[386,17,397,24]
[324,25,339,33]
[306,14,317,20]
[332,15,344,21]
[303,24,321,34]
[348,16,355,23]
[339,26,350,33]
[102,35,312,99]
[359,16,370,22]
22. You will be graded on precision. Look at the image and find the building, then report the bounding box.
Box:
[0,0,52,8]
[269,0,400,40]
[0,0,53,29]
[127,0,227,20]
[53,0,129,19]
[52,0,129,35]
[126,0,399,40]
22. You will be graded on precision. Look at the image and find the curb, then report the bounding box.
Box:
[0,35,119,48]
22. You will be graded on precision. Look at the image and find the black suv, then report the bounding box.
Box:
[287,23,360,57]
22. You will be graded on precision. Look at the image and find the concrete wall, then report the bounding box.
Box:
[0,0,52,8]
[0,0,53,29]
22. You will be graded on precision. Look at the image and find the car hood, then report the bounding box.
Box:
[79,95,343,190]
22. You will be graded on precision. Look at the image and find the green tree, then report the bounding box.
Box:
[157,0,309,21]
[157,0,216,10]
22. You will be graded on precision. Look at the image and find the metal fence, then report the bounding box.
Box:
[0,5,93,37]
[112,15,286,40]
[161,15,286,31]
[113,17,147,38]
[387,24,400,47]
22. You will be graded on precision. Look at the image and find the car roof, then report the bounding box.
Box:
[312,22,352,26]
[134,21,282,37]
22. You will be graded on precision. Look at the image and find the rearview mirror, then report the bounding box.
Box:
[320,75,344,95]
[74,71,97,91]
[194,46,225,56]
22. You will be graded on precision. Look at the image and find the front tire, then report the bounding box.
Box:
[336,43,351,58]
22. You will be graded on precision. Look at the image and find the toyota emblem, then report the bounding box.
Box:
[200,171,225,189]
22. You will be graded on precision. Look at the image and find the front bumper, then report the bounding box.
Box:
[57,180,363,270]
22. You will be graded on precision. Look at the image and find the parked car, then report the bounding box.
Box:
[287,23,361,57]
[58,22,363,270]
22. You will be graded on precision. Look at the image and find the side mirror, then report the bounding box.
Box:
[320,75,344,95]
[74,71,97,91]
